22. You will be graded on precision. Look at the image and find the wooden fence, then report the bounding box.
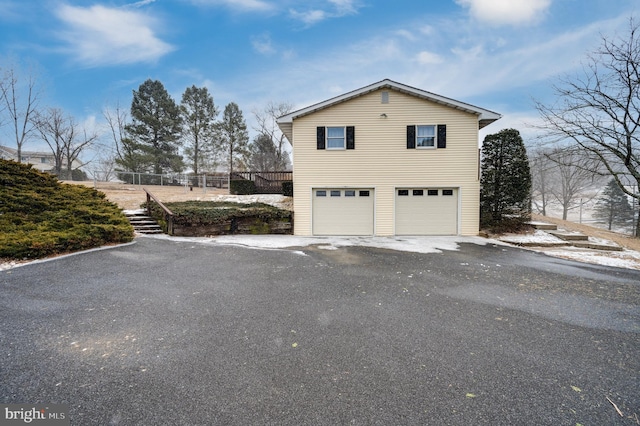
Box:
[231,171,292,194]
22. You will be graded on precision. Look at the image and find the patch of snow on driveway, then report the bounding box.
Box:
[145,234,493,254]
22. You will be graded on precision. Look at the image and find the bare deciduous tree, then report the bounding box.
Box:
[529,148,555,216]
[0,63,41,162]
[86,154,117,182]
[103,103,129,166]
[33,108,97,179]
[545,147,603,220]
[252,101,293,170]
[536,18,640,236]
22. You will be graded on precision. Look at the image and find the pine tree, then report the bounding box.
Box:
[124,79,183,174]
[219,102,249,175]
[594,179,634,231]
[180,85,218,174]
[248,133,289,171]
[480,128,532,228]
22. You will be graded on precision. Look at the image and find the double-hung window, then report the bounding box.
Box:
[326,127,345,149]
[407,125,446,149]
[317,126,355,150]
[417,125,435,148]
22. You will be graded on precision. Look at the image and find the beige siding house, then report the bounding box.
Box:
[1,145,56,172]
[277,79,500,236]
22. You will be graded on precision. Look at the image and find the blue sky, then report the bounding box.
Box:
[0,0,638,153]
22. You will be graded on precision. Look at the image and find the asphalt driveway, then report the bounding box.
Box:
[1,236,639,425]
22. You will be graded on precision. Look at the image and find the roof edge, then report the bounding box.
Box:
[276,79,501,125]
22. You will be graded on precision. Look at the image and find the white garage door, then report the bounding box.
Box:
[312,188,374,236]
[395,188,458,235]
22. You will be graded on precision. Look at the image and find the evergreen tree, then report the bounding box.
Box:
[123,79,183,174]
[594,179,634,231]
[219,102,249,175]
[248,133,289,171]
[180,85,219,174]
[480,128,532,228]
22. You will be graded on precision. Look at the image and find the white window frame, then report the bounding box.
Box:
[326,127,346,150]
[416,125,436,149]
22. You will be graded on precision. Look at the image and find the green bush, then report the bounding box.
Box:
[230,179,255,195]
[145,200,291,227]
[481,217,532,235]
[0,159,134,259]
[282,181,293,197]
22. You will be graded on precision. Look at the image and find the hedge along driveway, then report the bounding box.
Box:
[1,236,639,425]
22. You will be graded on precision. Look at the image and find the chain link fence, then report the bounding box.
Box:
[80,172,229,194]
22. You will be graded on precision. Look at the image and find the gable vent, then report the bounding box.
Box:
[381,91,389,104]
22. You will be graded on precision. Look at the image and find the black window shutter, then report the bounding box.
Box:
[407,125,416,149]
[317,127,325,150]
[437,124,447,148]
[346,126,355,150]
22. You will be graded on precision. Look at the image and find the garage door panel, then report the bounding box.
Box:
[313,189,374,236]
[396,188,457,235]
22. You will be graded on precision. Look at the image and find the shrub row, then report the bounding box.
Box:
[230,179,256,195]
[229,179,294,196]
[145,200,291,228]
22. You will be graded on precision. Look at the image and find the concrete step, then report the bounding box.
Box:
[128,219,157,225]
[124,210,163,234]
[528,221,558,230]
[547,230,589,241]
[571,240,623,251]
[136,229,163,234]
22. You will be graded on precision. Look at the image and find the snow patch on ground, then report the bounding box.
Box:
[123,209,147,215]
[207,194,291,209]
[498,230,565,244]
[540,247,640,270]
[145,234,491,254]
[3,231,639,271]
[498,230,640,270]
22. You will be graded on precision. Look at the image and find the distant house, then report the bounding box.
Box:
[0,145,82,174]
[276,79,501,236]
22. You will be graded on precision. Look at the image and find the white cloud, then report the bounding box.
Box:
[289,9,327,26]
[215,10,631,153]
[126,0,157,8]
[328,0,358,15]
[252,33,276,55]
[395,29,417,42]
[415,51,443,65]
[479,111,545,144]
[420,26,435,36]
[290,0,361,26]
[456,0,551,26]
[407,16,621,100]
[188,0,273,12]
[0,1,17,20]
[55,4,174,67]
